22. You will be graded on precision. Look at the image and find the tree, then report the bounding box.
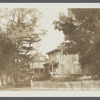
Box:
[53,9,100,76]
[0,27,16,85]
[0,8,46,86]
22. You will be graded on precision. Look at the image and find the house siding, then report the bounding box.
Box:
[47,49,81,78]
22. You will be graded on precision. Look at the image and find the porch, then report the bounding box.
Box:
[44,62,66,79]
[31,68,45,80]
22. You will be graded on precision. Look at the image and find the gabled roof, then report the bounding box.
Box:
[46,41,69,55]
[46,48,60,54]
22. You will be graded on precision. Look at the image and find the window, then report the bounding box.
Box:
[55,52,57,61]
[53,68,56,73]
[60,64,64,74]
[40,69,44,74]
[34,69,39,74]
[30,63,33,68]
[74,64,79,73]
[53,53,55,62]
[60,53,64,61]
[73,54,79,61]
[58,52,60,61]
[49,54,51,62]
[40,57,45,61]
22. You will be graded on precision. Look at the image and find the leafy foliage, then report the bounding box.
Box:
[0,8,46,85]
[53,9,100,76]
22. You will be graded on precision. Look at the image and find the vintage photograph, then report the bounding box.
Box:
[0,3,100,93]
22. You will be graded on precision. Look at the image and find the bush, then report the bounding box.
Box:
[16,80,31,87]
[51,75,78,82]
[6,82,14,86]
[65,75,77,81]
[32,73,51,81]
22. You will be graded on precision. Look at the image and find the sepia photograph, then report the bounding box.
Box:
[0,3,100,97]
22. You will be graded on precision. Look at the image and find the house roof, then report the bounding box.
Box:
[46,48,60,54]
[46,41,69,55]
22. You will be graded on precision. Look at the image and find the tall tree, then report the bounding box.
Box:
[0,27,16,85]
[53,9,100,76]
[0,8,46,85]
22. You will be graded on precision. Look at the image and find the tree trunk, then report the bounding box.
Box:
[10,76,13,82]
[0,72,4,86]
[6,75,8,84]
[13,72,18,87]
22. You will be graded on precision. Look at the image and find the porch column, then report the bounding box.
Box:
[51,64,53,79]
[58,63,60,78]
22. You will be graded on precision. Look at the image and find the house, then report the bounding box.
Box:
[30,53,48,80]
[44,42,82,79]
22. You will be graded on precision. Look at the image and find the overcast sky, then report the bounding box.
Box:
[37,7,68,54]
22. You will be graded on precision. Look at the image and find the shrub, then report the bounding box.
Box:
[51,75,78,82]
[16,79,31,87]
[6,82,14,86]
[65,75,77,81]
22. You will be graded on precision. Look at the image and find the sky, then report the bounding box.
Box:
[36,7,68,54]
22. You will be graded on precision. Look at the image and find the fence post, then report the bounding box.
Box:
[81,81,83,90]
[31,80,33,88]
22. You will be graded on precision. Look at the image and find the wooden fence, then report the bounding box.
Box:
[31,80,100,90]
